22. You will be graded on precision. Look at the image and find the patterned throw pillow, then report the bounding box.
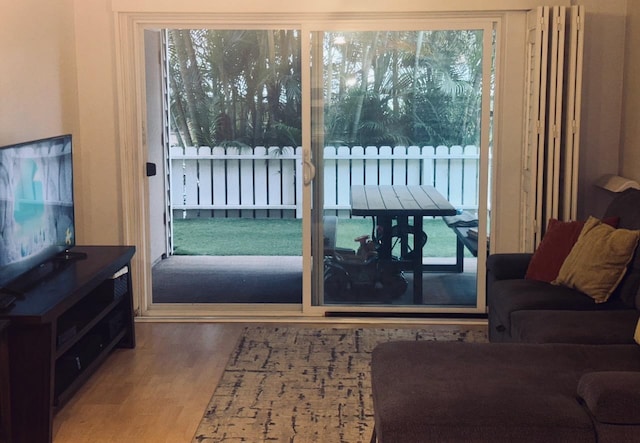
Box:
[553,217,640,303]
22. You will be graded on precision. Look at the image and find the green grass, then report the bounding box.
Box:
[173,217,462,257]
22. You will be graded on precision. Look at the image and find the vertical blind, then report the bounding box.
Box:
[521,5,585,251]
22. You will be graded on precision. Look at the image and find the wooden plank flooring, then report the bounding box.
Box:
[52,322,245,443]
[52,321,485,442]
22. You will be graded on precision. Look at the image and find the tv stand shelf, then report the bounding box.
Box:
[0,245,136,443]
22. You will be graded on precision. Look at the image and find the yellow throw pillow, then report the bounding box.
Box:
[553,216,640,303]
[635,319,640,345]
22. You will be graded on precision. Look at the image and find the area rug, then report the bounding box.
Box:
[192,325,488,442]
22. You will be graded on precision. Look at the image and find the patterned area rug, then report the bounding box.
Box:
[192,325,488,442]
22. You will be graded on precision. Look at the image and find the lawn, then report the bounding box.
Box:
[173,217,463,257]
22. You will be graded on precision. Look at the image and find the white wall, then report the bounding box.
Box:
[111,0,569,13]
[621,0,640,183]
[1,0,121,246]
[73,1,123,245]
[572,0,629,218]
[0,0,89,248]
[0,0,78,156]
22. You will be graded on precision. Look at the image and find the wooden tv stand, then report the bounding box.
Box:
[0,246,136,443]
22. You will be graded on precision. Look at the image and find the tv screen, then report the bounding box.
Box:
[0,134,75,288]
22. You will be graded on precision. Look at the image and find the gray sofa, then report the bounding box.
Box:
[487,188,640,344]
[370,189,640,442]
[371,341,640,442]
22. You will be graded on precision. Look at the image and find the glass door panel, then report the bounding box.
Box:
[313,28,492,310]
[153,28,307,307]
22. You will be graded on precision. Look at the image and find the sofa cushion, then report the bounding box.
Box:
[371,342,640,443]
[487,253,532,281]
[604,189,640,231]
[603,189,640,308]
[525,217,619,283]
[553,217,640,303]
[612,246,640,309]
[577,371,640,424]
[510,310,639,344]
[489,279,629,338]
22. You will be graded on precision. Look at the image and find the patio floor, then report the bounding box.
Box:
[151,255,478,307]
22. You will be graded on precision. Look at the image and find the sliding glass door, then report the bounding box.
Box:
[139,18,495,317]
[311,24,494,313]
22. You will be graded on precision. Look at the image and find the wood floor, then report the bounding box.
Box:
[52,322,245,443]
[52,320,485,442]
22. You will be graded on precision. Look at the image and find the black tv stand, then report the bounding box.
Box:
[56,249,89,261]
[0,245,136,443]
[1,259,66,298]
[0,287,24,298]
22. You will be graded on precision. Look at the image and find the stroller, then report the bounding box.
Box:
[324,216,427,301]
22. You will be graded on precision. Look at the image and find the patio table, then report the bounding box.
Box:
[350,185,457,303]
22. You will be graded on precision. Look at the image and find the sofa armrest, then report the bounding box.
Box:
[486,253,532,281]
[577,371,640,424]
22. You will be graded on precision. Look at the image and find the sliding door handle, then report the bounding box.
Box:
[303,155,315,185]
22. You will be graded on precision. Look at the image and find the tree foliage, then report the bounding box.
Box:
[168,29,485,148]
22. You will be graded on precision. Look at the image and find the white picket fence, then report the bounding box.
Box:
[170,145,480,218]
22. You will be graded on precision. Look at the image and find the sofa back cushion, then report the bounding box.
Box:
[604,189,640,309]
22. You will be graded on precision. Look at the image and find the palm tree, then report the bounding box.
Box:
[168,28,484,149]
[169,30,213,147]
[168,30,303,149]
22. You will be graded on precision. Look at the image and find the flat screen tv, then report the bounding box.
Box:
[0,134,75,290]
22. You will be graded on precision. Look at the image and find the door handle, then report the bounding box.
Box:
[303,153,315,185]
